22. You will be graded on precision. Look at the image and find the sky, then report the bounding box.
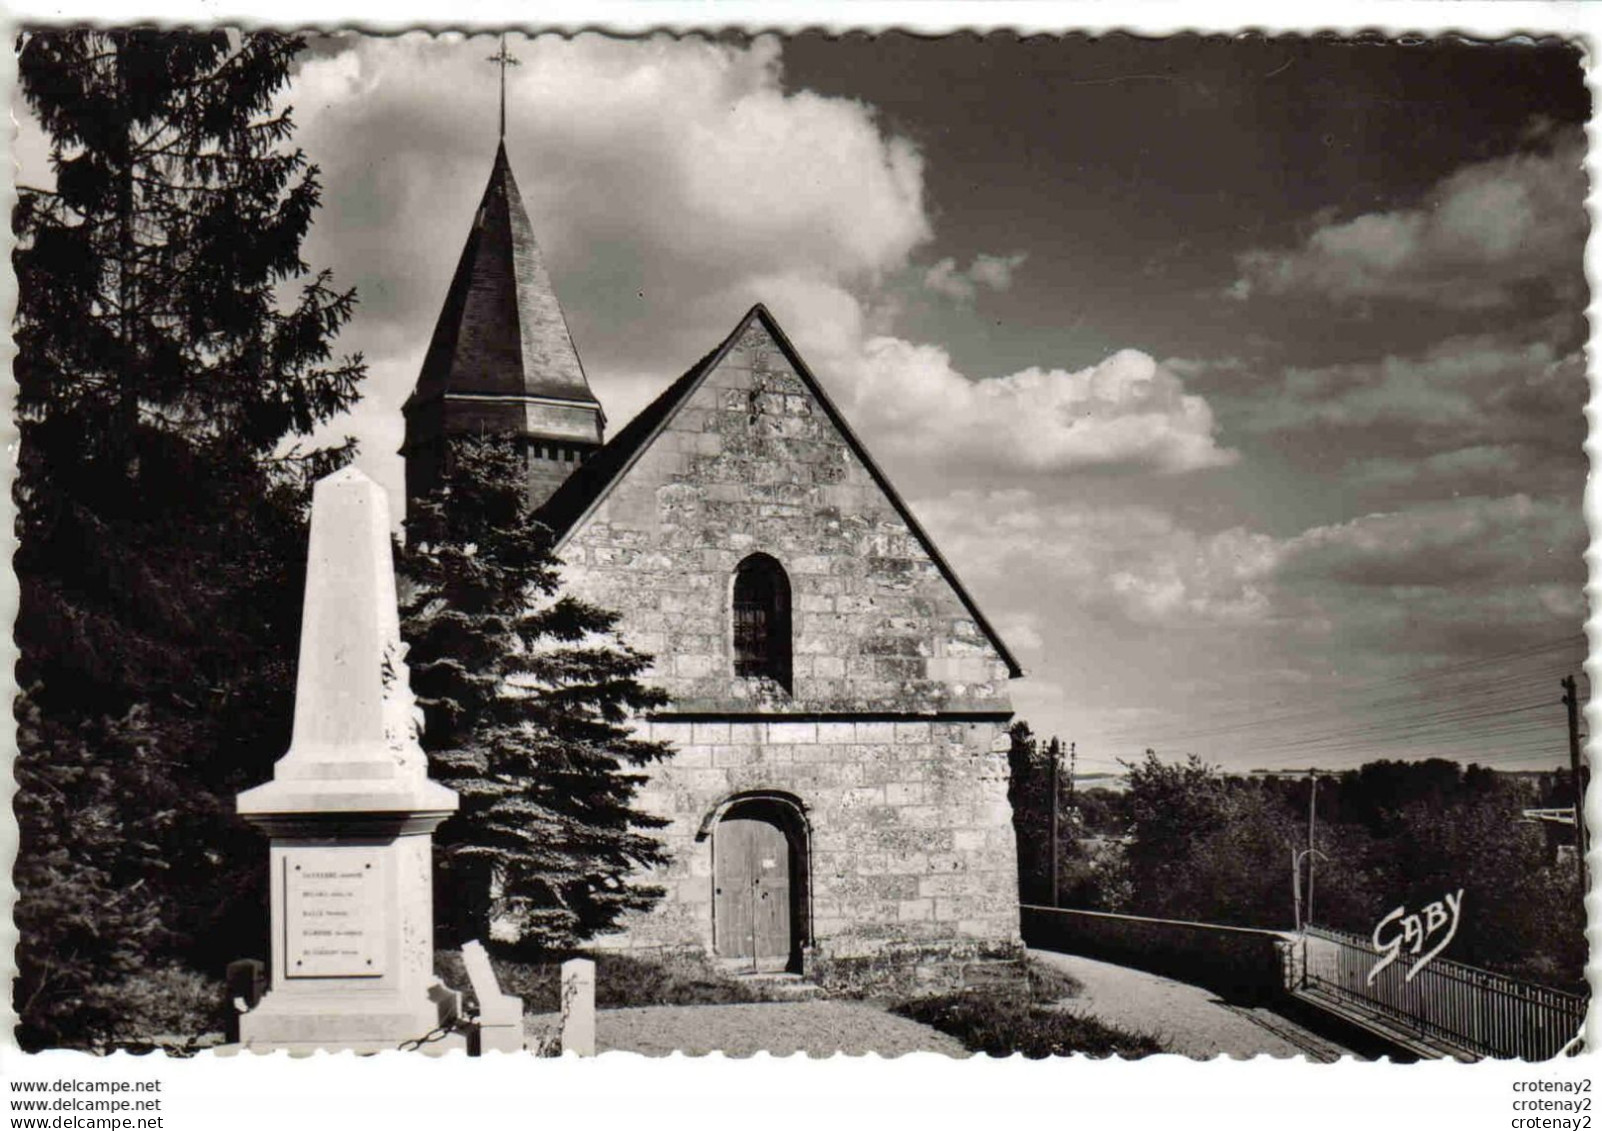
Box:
[13,30,1592,775]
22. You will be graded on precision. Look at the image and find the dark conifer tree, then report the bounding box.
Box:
[12,29,364,1048]
[400,437,674,953]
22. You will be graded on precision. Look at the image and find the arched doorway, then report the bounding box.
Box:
[707,793,810,973]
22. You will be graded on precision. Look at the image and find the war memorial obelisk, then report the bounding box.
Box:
[236,467,460,1052]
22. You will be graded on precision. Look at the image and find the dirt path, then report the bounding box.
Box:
[1028,949,1350,1061]
[526,1000,967,1057]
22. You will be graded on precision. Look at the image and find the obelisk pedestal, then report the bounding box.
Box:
[237,467,459,1053]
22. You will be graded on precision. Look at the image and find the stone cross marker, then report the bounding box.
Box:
[236,467,459,1052]
[561,958,596,1056]
[461,940,524,1054]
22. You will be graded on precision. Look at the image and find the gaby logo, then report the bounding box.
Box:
[1368,889,1464,985]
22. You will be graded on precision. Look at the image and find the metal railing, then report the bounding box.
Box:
[1299,925,1587,1060]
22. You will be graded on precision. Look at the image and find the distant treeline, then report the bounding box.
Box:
[1008,723,1587,991]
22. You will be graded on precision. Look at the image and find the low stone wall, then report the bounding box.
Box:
[1021,905,1295,1004]
[807,939,1025,998]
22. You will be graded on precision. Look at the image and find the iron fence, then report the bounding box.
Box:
[1300,925,1587,1060]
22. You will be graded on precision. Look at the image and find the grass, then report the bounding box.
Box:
[436,948,795,1015]
[890,959,1165,1059]
[436,948,1161,1058]
[1023,958,1084,1004]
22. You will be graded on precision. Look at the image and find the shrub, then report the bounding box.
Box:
[98,965,228,1053]
[436,948,793,1016]
[895,992,1164,1058]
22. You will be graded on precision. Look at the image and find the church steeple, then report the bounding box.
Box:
[402,139,606,510]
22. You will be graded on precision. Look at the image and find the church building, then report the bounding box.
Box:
[402,140,1025,993]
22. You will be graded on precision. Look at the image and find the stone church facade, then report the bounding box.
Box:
[403,142,1024,992]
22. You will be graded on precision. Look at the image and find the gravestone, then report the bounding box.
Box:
[461,941,524,1054]
[561,958,596,1056]
[236,467,460,1052]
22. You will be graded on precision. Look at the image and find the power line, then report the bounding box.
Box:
[1115,635,1585,751]
[1102,631,1589,762]
[1095,633,1588,773]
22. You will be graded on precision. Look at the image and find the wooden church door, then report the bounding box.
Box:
[714,814,792,971]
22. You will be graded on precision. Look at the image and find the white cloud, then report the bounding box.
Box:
[919,489,1583,657]
[1237,333,1586,502]
[282,33,934,501]
[279,35,1239,502]
[924,251,1027,302]
[1251,336,1566,433]
[1232,128,1585,310]
[297,34,929,297]
[1349,445,1523,492]
[917,490,1280,628]
[1279,493,1583,591]
[840,340,1238,478]
[994,612,1045,653]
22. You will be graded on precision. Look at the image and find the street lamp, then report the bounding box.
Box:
[1251,767,1325,930]
[1291,846,1328,932]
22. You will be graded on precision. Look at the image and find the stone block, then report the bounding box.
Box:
[691,721,731,745]
[894,722,932,744]
[879,874,920,901]
[855,722,896,744]
[674,745,713,768]
[817,721,856,744]
[919,873,971,899]
[834,848,878,875]
[769,721,817,744]
[674,653,714,679]
[886,850,929,875]
[652,721,693,746]
[899,805,943,828]
[885,782,925,806]
[953,829,987,853]
[712,745,756,769]
[840,786,885,808]
[814,656,846,679]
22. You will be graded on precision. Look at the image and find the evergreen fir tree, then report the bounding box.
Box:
[400,437,674,953]
[12,29,364,1048]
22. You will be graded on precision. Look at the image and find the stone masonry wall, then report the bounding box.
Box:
[557,320,1012,715]
[613,717,1022,993]
[556,318,1022,989]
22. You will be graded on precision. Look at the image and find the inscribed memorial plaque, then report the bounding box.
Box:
[285,849,386,978]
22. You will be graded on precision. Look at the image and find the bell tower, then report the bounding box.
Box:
[401,40,604,513]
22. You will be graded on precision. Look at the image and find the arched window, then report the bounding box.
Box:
[733,553,792,690]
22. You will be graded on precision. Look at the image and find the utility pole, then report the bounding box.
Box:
[1291,847,1302,932]
[1048,738,1061,908]
[1305,771,1319,929]
[1562,675,1588,904]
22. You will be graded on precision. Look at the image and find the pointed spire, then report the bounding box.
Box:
[408,144,600,411]
[402,142,605,507]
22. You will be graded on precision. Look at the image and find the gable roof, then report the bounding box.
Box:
[406,142,599,412]
[537,304,1024,679]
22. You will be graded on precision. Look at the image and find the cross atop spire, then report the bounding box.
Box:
[487,34,520,140]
